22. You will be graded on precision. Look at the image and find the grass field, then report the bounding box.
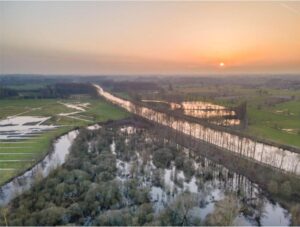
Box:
[6,84,48,91]
[119,83,300,148]
[162,84,300,148]
[0,97,129,185]
[245,100,300,148]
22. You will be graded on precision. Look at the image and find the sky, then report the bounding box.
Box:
[1,1,300,75]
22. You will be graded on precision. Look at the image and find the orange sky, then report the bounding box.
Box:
[1,1,300,75]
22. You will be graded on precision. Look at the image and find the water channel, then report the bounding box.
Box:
[94,84,300,176]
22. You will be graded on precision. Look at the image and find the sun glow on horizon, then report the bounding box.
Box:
[1,1,300,74]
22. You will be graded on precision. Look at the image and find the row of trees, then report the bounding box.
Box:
[39,83,98,98]
[0,87,18,98]
[2,121,299,225]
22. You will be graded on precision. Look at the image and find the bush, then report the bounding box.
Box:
[205,195,239,226]
[137,203,153,225]
[291,205,300,225]
[182,159,195,180]
[267,180,278,194]
[35,206,66,226]
[174,154,184,169]
[95,209,132,226]
[280,181,291,197]
[159,193,198,226]
[152,148,174,168]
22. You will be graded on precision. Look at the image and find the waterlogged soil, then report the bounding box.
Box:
[94,84,300,176]
[0,129,79,205]
[109,125,290,226]
[0,122,292,226]
[0,116,57,140]
[144,100,240,126]
[0,102,91,141]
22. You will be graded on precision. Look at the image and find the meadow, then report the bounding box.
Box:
[178,85,300,148]
[0,97,129,185]
[132,81,300,148]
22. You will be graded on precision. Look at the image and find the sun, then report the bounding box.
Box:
[219,62,225,67]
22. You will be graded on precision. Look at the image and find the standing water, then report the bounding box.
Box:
[0,130,78,205]
[110,125,291,226]
[93,84,300,176]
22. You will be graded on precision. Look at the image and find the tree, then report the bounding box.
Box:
[159,193,198,226]
[280,181,291,197]
[291,205,300,225]
[0,206,8,226]
[152,148,174,168]
[205,195,239,226]
[36,206,66,226]
[267,180,278,194]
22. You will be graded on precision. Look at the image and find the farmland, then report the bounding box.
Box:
[122,79,300,148]
[213,87,300,147]
[0,97,129,185]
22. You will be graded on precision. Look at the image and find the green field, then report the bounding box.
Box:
[245,100,300,148]
[0,97,129,185]
[179,85,300,148]
[147,83,300,148]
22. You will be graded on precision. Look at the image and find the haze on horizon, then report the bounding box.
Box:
[1,1,300,75]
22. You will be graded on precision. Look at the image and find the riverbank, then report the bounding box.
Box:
[146,118,300,217]
[1,119,297,225]
[0,97,129,185]
[94,84,300,176]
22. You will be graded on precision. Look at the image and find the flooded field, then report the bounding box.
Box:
[0,128,79,205]
[112,125,291,226]
[0,98,128,185]
[0,122,293,225]
[111,127,290,226]
[0,116,57,140]
[94,84,300,176]
[142,100,240,126]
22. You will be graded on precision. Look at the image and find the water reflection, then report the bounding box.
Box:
[144,100,241,126]
[111,126,291,226]
[0,130,78,205]
[94,84,300,176]
[0,116,57,140]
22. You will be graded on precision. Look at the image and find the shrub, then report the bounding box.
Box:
[280,181,291,197]
[152,148,174,168]
[267,180,278,194]
[182,159,195,180]
[205,195,239,226]
[291,205,300,225]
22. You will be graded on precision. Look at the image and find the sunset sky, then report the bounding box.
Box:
[1,1,300,75]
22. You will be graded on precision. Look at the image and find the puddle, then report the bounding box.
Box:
[0,116,57,140]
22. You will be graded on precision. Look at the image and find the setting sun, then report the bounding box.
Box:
[219,62,225,67]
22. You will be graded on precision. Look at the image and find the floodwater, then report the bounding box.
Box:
[143,100,240,126]
[111,126,291,226]
[177,101,241,126]
[171,101,237,119]
[0,116,57,140]
[94,84,300,175]
[0,129,79,205]
[0,118,292,225]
